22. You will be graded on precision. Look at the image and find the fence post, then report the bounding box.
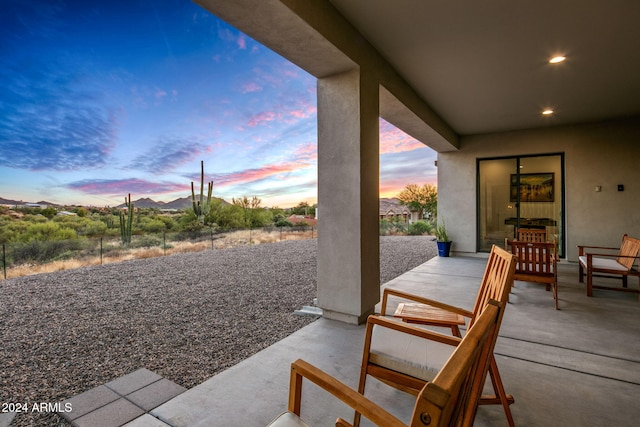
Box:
[211,229,214,250]
[2,243,6,280]
[100,237,103,265]
[163,232,167,256]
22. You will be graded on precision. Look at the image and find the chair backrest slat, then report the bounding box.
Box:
[411,302,501,427]
[506,240,556,276]
[617,234,640,270]
[516,227,547,243]
[471,245,517,326]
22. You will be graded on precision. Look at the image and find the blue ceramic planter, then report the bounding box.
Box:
[437,241,452,257]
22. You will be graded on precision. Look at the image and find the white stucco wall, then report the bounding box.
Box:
[438,117,640,261]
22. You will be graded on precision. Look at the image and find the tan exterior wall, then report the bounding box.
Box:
[438,117,640,261]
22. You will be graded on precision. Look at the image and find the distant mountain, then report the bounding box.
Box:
[116,196,228,210]
[1,195,231,210]
[162,196,193,210]
[0,197,23,205]
[0,197,60,207]
[127,197,163,208]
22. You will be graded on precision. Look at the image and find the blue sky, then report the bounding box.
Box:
[0,0,436,208]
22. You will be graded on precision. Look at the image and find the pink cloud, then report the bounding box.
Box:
[237,35,246,49]
[155,89,167,99]
[215,164,295,186]
[282,68,298,78]
[241,82,262,93]
[288,103,317,120]
[292,142,317,164]
[213,143,317,187]
[379,119,425,154]
[67,178,187,196]
[247,110,280,127]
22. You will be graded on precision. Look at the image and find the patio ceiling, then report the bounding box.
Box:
[329,0,640,136]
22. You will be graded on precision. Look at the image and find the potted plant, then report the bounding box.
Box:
[435,222,452,257]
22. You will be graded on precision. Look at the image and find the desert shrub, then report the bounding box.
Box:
[17,222,77,242]
[21,214,48,224]
[8,239,86,265]
[379,218,408,235]
[40,207,58,219]
[82,220,108,237]
[250,208,272,227]
[275,218,294,227]
[139,217,167,233]
[130,234,163,248]
[214,205,245,229]
[53,215,82,229]
[408,220,432,236]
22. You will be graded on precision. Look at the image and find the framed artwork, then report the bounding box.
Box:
[510,173,554,202]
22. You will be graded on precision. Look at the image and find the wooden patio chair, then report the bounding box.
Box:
[268,302,503,427]
[355,245,517,427]
[578,234,640,300]
[515,227,547,243]
[504,227,550,248]
[506,240,558,309]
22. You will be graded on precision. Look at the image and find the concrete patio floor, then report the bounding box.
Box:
[129,255,640,426]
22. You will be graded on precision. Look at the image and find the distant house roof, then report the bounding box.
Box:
[287,214,318,227]
[379,198,412,216]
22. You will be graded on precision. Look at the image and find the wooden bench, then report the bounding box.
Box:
[506,240,558,309]
[578,234,640,300]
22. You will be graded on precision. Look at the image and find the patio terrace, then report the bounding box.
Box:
[97,256,640,426]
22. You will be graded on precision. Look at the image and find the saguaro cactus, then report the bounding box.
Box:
[191,160,213,224]
[119,193,134,245]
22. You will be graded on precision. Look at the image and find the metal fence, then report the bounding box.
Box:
[1,226,316,280]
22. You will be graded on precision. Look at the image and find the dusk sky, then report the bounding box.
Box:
[0,0,436,208]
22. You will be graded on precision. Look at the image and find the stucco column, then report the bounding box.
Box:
[317,68,380,324]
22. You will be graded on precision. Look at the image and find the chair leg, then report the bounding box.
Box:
[479,356,515,427]
[353,371,367,427]
[578,263,584,283]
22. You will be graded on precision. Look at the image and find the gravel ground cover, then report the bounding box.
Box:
[1,236,436,426]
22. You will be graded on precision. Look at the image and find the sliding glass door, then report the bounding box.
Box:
[478,154,564,256]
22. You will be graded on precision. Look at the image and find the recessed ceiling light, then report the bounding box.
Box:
[549,55,566,64]
[542,109,554,115]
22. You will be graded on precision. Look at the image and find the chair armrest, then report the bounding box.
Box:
[381,288,473,318]
[577,244,620,256]
[367,314,463,347]
[288,359,406,427]
[584,253,640,259]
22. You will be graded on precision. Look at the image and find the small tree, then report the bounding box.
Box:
[397,183,437,220]
[408,220,433,236]
[291,201,311,216]
[232,196,262,228]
